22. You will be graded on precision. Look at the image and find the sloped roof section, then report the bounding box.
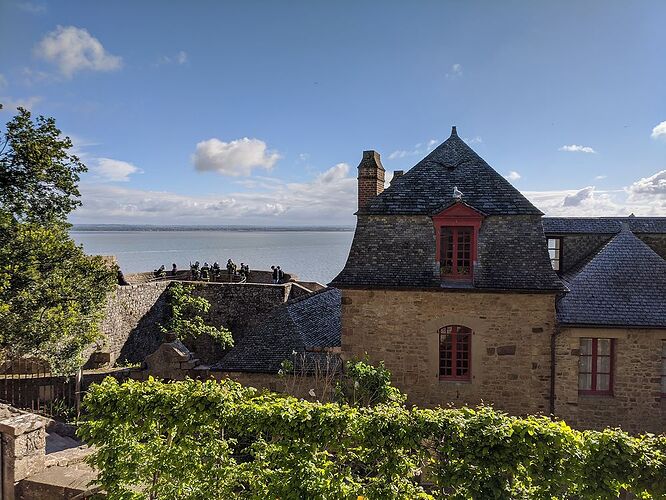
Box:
[361,127,542,216]
[558,228,666,328]
[213,288,341,373]
[543,217,666,234]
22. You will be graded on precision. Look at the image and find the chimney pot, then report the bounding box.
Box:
[451,126,458,136]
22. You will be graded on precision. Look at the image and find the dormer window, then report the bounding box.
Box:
[433,203,484,282]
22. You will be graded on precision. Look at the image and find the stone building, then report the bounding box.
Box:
[331,127,666,433]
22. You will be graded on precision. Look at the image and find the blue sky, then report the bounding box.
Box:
[1,0,665,225]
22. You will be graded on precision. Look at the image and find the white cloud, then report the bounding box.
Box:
[156,50,188,66]
[17,2,47,14]
[34,26,122,77]
[562,186,595,207]
[504,171,521,181]
[192,137,280,176]
[651,121,666,140]
[74,162,357,225]
[626,170,666,199]
[388,139,439,160]
[94,158,141,182]
[559,144,596,154]
[446,63,463,79]
[524,170,666,216]
[0,95,42,112]
[595,175,607,180]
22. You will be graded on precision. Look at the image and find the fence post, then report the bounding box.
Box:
[75,368,82,420]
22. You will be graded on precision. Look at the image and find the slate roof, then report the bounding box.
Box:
[212,288,341,373]
[331,128,563,291]
[361,127,542,216]
[543,217,666,234]
[557,228,666,328]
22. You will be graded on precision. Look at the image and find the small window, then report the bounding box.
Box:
[548,238,562,271]
[439,325,472,381]
[579,338,614,395]
[440,227,473,279]
[661,341,666,397]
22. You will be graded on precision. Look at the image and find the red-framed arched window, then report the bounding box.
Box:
[433,202,484,282]
[439,325,472,380]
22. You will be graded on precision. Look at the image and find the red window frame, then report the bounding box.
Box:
[661,340,666,397]
[433,203,484,282]
[439,325,472,381]
[578,338,614,396]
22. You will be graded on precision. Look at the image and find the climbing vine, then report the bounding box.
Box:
[79,376,666,499]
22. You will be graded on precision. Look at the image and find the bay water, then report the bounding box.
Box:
[70,229,354,285]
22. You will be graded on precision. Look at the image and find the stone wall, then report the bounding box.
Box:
[554,327,665,434]
[97,281,295,366]
[558,234,613,274]
[182,283,290,364]
[638,233,666,260]
[97,282,170,366]
[340,288,557,416]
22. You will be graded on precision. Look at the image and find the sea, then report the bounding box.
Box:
[69,226,355,285]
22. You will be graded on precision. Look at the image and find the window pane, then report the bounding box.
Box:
[552,259,560,271]
[597,374,610,391]
[579,355,592,373]
[578,373,592,390]
[580,339,592,355]
[598,356,611,373]
[598,339,611,355]
[549,249,557,259]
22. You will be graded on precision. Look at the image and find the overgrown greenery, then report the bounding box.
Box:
[80,376,666,499]
[160,282,234,348]
[0,107,116,374]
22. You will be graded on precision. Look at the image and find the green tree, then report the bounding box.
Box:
[0,107,115,374]
[160,282,234,348]
[0,106,86,224]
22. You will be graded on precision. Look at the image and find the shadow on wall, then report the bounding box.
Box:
[115,287,171,365]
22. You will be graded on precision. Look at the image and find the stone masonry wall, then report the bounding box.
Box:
[638,234,666,260]
[554,327,665,434]
[340,289,557,416]
[97,282,170,365]
[97,281,293,367]
[180,282,290,364]
[559,234,613,274]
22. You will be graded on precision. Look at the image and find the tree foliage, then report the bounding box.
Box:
[0,107,86,224]
[160,282,234,348]
[0,108,115,374]
[80,376,666,500]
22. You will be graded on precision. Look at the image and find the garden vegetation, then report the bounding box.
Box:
[80,372,666,499]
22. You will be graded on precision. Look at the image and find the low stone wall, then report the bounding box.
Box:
[125,269,295,285]
[94,281,309,367]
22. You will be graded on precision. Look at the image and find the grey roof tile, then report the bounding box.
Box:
[557,228,666,328]
[212,288,341,373]
[543,217,666,234]
[361,128,542,216]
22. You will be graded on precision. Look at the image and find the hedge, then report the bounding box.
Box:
[78,377,666,499]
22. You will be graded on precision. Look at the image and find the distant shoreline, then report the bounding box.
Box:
[70,224,355,232]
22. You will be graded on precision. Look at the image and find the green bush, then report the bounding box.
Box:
[79,377,666,499]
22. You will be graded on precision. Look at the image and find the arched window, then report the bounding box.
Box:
[439,325,472,380]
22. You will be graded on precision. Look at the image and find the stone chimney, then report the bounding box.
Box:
[390,170,404,186]
[357,150,385,210]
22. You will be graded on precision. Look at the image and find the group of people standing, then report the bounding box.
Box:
[271,265,285,284]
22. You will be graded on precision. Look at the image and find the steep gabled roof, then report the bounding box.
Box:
[212,288,341,373]
[543,217,666,234]
[557,228,666,328]
[361,127,542,216]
